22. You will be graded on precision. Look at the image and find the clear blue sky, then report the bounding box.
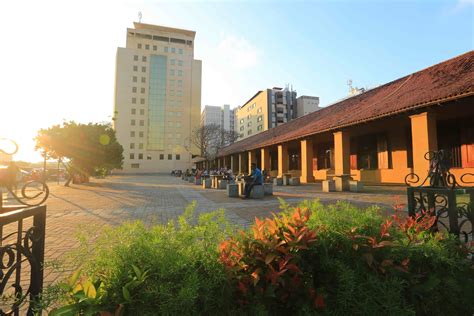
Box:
[0,0,472,161]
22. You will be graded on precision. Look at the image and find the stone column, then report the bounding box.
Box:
[248,150,256,172]
[238,153,243,174]
[278,143,289,177]
[333,131,351,191]
[230,155,235,172]
[300,138,315,183]
[410,112,437,183]
[261,147,271,172]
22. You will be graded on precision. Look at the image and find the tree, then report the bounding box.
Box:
[35,121,124,186]
[189,124,238,167]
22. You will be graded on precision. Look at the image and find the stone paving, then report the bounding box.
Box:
[2,175,407,286]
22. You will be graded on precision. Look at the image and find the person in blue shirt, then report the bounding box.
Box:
[244,163,263,199]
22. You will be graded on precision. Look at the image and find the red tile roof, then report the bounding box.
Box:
[218,51,474,157]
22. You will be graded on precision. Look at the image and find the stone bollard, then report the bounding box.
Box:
[218,179,228,190]
[202,178,211,189]
[273,178,283,186]
[250,185,264,199]
[322,180,335,192]
[264,183,273,196]
[289,178,300,186]
[349,180,364,192]
[227,183,239,197]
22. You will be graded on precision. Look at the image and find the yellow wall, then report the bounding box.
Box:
[235,91,268,141]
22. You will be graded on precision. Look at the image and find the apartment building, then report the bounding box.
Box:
[113,22,202,172]
[296,95,320,117]
[234,87,297,141]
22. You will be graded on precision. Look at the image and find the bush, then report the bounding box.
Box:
[49,200,474,315]
[50,202,234,315]
[221,200,474,315]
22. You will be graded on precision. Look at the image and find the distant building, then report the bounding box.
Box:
[234,87,297,141]
[113,22,202,173]
[201,104,236,145]
[296,96,320,117]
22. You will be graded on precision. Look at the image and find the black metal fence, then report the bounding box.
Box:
[0,205,46,315]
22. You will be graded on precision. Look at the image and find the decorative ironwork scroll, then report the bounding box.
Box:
[0,139,49,207]
[0,205,46,315]
[406,150,473,258]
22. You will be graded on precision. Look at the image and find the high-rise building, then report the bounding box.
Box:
[296,96,320,117]
[113,22,202,172]
[200,104,236,145]
[234,87,297,141]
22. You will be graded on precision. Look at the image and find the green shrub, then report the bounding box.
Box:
[51,202,235,315]
[49,200,473,315]
[221,200,474,315]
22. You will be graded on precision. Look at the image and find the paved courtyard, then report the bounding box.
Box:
[3,175,407,286]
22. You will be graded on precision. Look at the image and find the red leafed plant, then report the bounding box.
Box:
[219,208,324,312]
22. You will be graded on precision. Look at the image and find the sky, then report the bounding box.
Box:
[0,0,472,162]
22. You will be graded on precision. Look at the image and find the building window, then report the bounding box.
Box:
[140,98,145,104]
[142,66,146,72]
[257,108,262,113]
[257,125,263,131]
[171,47,176,53]
[130,143,135,149]
[141,77,146,83]
[160,154,164,160]
[247,122,252,127]
[240,126,244,131]
[131,119,136,126]
[168,154,172,160]
[139,143,144,149]
[133,65,138,71]
[164,47,168,53]
[170,69,175,76]
[139,120,144,126]
[130,131,135,137]
[137,43,142,49]
[138,153,143,160]
[257,115,263,122]
[142,56,147,62]
[134,55,138,61]
[133,76,137,82]
[170,59,175,65]
[131,108,136,115]
[141,87,145,94]
[130,153,134,159]
[153,45,157,51]
[240,119,244,124]
[131,163,139,168]
[178,48,183,54]
[132,98,136,104]
[132,87,137,93]
[145,44,149,50]
[140,109,145,115]
[147,155,152,160]
[178,60,183,66]
[139,131,144,137]
[176,154,180,160]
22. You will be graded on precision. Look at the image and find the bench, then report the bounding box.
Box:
[264,183,273,196]
[250,184,264,199]
[288,178,300,186]
[218,179,228,190]
[322,180,335,192]
[349,180,364,192]
[202,178,211,189]
[227,183,239,197]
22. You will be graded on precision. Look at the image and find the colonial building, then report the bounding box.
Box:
[202,51,474,187]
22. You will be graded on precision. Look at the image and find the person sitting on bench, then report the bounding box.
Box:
[244,163,263,199]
